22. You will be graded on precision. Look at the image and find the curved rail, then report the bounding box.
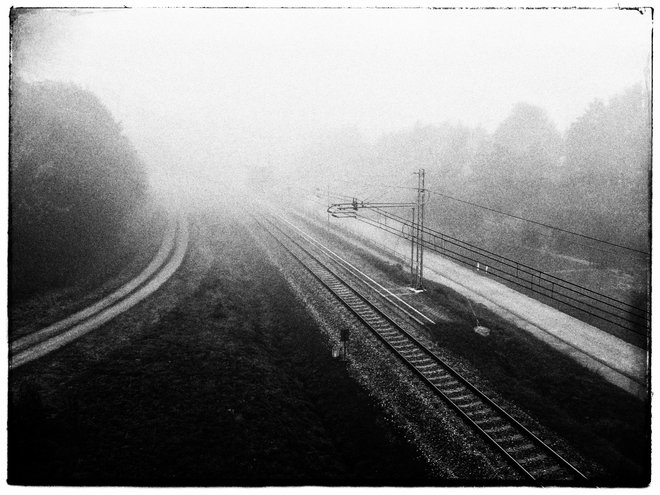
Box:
[10,212,189,369]
[256,211,588,483]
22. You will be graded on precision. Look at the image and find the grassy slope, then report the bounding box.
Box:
[8,213,430,486]
[9,202,166,336]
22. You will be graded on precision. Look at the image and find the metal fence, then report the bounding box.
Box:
[358,208,649,337]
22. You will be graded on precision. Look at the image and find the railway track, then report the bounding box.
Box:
[256,210,588,483]
[10,212,189,369]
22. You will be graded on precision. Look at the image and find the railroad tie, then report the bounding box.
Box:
[532,464,563,476]
[507,442,536,454]
[483,424,512,436]
[497,433,525,445]
[519,453,548,465]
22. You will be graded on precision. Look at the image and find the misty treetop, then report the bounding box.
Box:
[565,84,650,194]
[559,84,650,250]
[297,83,650,272]
[493,103,563,158]
[11,80,146,217]
[10,80,148,297]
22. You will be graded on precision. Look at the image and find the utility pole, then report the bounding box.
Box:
[410,207,415,287]
[412,168,425,290]
[327,168,427,292]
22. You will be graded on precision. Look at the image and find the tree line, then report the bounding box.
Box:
[10,80,148,298]
[298,84,650,270]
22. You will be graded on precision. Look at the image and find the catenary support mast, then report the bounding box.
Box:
[327,168,426,291]
[412,168,425,290]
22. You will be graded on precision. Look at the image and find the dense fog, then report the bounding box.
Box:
[9,7,651,301]
[7,8,654,489]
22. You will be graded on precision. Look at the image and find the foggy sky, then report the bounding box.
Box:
[11,7,651,184]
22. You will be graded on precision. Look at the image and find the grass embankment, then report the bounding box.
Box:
[9,202,166,337]
[9,215,430,486]
[364,254,649,485]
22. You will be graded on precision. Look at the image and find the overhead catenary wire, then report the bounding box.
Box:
[352,207,648,335]
[363,171,419,203]
[292,181,648,328]
[325,177,649,257]
[326,178,414,204]
[331,178,418,193]
[288,183,353,203]
[422,199,633,260]
[293,181,645,262]
[370,206,648,314]
[426,189,650,257]
[322,185,633,260]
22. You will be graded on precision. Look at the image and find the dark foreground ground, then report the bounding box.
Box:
[8,210,431,486]
[289,207,650,485]
[8,204,650,486]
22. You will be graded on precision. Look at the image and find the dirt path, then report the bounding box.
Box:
[8,209,434,485]
[9,204,167,337]
[10,213,189,369]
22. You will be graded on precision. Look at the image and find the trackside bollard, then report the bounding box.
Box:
[340,327,350,359]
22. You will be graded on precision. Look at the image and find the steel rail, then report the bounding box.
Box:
[256,212,588,483]
[275,213,435,326]
[328,211,647,386]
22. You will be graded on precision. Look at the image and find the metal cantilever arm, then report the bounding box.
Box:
[328,200,416,218]
[327,203,357,218]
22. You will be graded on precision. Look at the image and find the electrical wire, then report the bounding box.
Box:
[288,179,648,332]
[353,208,648,334]
[364,206,647,314]
[422,201,632,260]
[426,189,650,257]
[363,171,418,203]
